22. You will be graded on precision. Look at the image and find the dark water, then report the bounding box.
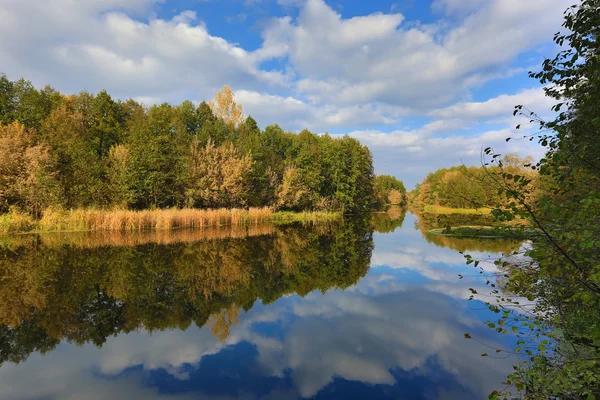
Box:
[0,212,522,400]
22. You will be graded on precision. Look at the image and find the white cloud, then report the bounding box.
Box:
[432,0,487,17]
[237,90,397,131]
[258,0,570,109]
[355,125,544,188]
[431,88,555,120]
[0,1,285,103]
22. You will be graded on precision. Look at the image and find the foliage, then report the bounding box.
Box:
[186,140,254,208]
[409,154,536,210]
[0,122,62,217]
[373,174,406,207]
[209,85,244,128]
[106,144,134,208]
[470,2,600,398]
[0,76,375,217]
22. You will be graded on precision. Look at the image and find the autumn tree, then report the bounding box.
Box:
[276,167,316,210]
[209,85,244,128]
[0,74,377,215]
[0,122,29,211]
[387,190,403,206]
[0,122,62,216]
[185,139,254,208]
[19,145,63,217]
[373,175,406,207]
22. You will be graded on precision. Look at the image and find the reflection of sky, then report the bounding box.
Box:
[0,214,517,400]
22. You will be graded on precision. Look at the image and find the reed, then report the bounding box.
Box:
[35,207,274,232]
[0,207,341,236]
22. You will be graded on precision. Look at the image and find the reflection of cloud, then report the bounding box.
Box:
[0,212,516,400]
[253,288,512,398]
[97,329,222,375]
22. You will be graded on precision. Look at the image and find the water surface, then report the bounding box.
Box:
[0,213,521,399]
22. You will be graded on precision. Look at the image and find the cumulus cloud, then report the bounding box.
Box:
[431,88,556,120]
[258,0,570,109]
[237,90,397,131]
[343,121,544,187]
[0,0,285,103]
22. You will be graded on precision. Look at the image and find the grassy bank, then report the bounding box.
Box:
[422,205,492,215]
[0,207,342,235]
[271,211,341,225]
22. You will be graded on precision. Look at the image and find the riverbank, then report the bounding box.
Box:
[422,205,492,215]
[0,207,341,235]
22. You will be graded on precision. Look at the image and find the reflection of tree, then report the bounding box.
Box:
[208,304,240,342]
[371,207,406,234]
[424,234,522,254]
[414,211,522,254]
[0,221,373,364]
[414,212,495,235]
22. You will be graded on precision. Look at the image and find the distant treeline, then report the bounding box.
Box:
[0,75,389,217]
[409,153,536,209]
[373,174,407,208]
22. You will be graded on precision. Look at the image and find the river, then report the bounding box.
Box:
[0,212,522,399]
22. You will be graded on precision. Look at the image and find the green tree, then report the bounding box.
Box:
[0,74,15,124]
[479,2,600,398]
[106,144,134,208]
[72,90,124,158]
[40,107,105,208]
[128,104,187,208]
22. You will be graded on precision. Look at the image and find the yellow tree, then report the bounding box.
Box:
[0,122,29,210]
[209,85,244,127]
[186,139,254,208]
[0,122,61,216]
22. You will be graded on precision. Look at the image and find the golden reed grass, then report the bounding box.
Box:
[38,207,274,232]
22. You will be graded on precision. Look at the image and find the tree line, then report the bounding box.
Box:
[373,174,407,208]
[0,78,385,217]
[408,154,536,210]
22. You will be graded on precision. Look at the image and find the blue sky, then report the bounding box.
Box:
[0,0,568,187]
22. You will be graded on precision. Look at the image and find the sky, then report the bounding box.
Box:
[0,0,568,187]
